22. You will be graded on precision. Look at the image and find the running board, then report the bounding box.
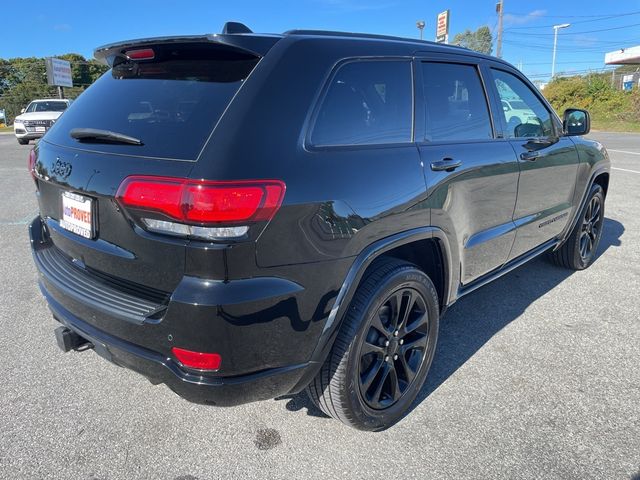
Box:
[457,239,559,299]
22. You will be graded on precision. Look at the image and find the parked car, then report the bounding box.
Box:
[14,98,71,144]
[28,23,610,431]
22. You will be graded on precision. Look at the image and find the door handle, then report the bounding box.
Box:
[520,151,541,161]
[430,158,462,172]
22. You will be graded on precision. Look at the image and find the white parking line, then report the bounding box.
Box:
[612,167,640,174]
[608,149,640,155]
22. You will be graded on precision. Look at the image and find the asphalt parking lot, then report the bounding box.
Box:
[0,131,638,479]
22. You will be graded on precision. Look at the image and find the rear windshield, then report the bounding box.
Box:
[45,43,258,161]
[26,101,68,112]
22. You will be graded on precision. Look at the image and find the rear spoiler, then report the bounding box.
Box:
[94,33,282,66]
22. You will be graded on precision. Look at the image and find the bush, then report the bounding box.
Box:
[542,73,637,125]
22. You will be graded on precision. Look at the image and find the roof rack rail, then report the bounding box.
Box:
[222,22,253,34]
[283,29,471,51]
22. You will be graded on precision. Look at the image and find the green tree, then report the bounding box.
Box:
[0,54,108,123]
[452,26,493,55]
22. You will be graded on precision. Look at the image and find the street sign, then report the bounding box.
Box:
[436,10,450,43]
[45,57,73,88]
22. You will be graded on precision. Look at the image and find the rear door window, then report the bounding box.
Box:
[310,60,413,146]
[45,43,259,161]
[421,62,493,142]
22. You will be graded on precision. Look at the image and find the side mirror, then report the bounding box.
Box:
[563,108,590,136]
[20,108,25,114]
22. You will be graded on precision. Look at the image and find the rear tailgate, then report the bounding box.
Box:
[34,142,192,292]
[33,37,273,292]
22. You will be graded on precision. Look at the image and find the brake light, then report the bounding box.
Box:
[117,176,285,225]
[28,149,36,179]
[172,347,221,371]
[125,48,155,60]
[116,176,285,240]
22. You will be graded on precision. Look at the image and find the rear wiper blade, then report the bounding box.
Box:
[70,128,143,145]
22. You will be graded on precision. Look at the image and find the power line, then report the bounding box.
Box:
[504,22,640,36]
[505,11,640,29]
[506,11,640,18]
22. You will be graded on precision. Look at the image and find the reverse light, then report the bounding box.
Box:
[116,176,285,240]
[172,347,221,371]
[142,219,249,240]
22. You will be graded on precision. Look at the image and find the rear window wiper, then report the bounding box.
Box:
[70,128,143,146]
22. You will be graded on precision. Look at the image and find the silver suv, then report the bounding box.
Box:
[14,98,71,145]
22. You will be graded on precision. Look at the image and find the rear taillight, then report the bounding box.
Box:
[28,149,36,179]
[116,176,285,240]
[172,347,221,371]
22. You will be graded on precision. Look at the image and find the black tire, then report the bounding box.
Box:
[17,138,29,145]
[307,258,439,431]
[550,183,605,270]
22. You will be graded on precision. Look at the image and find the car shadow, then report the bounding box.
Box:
[277,218,624,421]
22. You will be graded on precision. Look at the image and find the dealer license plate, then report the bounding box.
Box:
[60,191,94,239]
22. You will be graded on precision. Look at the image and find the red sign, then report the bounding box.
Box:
[436,10,450,43]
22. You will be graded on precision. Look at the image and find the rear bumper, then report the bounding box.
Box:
[28,216,341,406]
[43,288,310,405]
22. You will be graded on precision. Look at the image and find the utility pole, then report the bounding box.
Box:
[496,0,504,58]
[551,23,571,78]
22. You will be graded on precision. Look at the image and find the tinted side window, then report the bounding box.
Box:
[421,62,493,142]
[311,60,412,146]
[491,69,554,138]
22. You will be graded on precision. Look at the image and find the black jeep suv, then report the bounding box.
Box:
[29,23,610,431]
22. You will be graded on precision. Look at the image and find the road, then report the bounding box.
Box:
[0,132,638,479]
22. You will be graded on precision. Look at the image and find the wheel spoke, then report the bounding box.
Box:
[398,290,416,330]
[400,335,427,354]
[404,312,428,336]
[585,201,592,223]
[387,294,400,331]
[371,362,390,404]
[398,353,417,384]
[388,366,402,401]
[371,309,391,337]
[361,340,385,356]
[579,233,588,258]
[361,358,385,392]
[590,201,601,223]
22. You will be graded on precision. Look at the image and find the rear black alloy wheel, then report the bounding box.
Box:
[307,258,439,431]
[358,287,430,410]
[579,195,602,261]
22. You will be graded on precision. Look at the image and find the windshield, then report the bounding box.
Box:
[26,101,68,113]
[45,43,259,161]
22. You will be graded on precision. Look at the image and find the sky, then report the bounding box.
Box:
[2,0,640,81]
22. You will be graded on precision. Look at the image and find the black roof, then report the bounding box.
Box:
[94,22,504,66]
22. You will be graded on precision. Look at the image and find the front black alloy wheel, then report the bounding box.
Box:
[550,183,605,270]
[578,195,602,261]
[307,258,439,431]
